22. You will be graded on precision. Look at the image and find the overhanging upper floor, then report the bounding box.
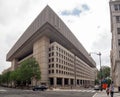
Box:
[6,6,96,67]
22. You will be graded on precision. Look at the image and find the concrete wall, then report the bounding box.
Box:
[33,36,50,85]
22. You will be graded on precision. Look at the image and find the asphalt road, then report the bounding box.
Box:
[0,86,96,97]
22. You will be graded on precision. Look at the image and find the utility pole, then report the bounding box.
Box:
[90,52,102,90]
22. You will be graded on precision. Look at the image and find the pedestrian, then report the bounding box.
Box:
[109,81,114,97]
[106,85,109,96]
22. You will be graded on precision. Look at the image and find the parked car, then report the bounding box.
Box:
[33,85,48,91]
[94,85,100,90]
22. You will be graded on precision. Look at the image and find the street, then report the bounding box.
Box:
[0,86,96,97]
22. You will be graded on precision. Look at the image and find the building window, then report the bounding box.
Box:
[56,64,58,67]
[114,4,118,11]
[56,70,58,73]
[114,4,120,11]
[49,59,51,62]
[59,70,61,74]
[118,39,120,46]
[52,52,54,56]
[52,58,54,62]
[52,46,54,50]
[49,48,51,51]
[56,46,58,50]
[52,70,54,73]
[52,64,54,67]
[59,48,60,52]
[49,64,51,68]
[116,16,120,23]
[59,65,61,68]
[117,28,120,34]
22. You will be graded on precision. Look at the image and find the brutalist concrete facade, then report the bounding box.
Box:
[6,6,96,87]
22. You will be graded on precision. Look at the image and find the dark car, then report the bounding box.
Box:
[33,85,48,91]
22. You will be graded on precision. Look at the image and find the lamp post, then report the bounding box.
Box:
[90,52,102,90]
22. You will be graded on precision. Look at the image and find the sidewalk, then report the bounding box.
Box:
[93,90,108,97]
[93,90,120,97]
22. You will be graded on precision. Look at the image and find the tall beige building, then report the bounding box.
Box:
[6,6,96,87]
[110,0,120,86]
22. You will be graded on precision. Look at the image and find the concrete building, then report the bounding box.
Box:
[6,6,96,87]
[2,67,11,74]
[110,0,120,86]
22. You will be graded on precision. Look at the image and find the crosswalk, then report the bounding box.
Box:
[0,88,96,93]
[0,89,7,92]
[50,89,96,92]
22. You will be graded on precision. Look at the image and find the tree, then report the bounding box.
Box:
[95,79,99,85]
[97,66,110,79]
[106,78,111,87]
[102,66,110,78]
[9,69,21,87]
[18,58,41,86]
[1,58,41,87]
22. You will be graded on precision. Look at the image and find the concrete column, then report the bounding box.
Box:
[68,78,70,86]
[11,59,18,71]
[79,80,80,85]
[81,80,83,86]
[83,80,84,86]
[74,56,77,87]
[33,36,50,85]
[62,78,64,87]
[54,77,57,87]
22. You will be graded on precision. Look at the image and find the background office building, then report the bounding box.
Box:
[6,6,96,87]
[110,0,120,87]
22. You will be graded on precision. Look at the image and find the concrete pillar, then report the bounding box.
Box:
[74,56,77,87]
[54,77,57,87]
[68,78,70,86]
[83,80,84,86]
[62,78,64,87]
[33,36,50,85]
[81,80,83,86]
[73,79,75,86]
[11,59,18,71]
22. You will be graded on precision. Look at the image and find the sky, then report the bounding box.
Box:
[0,0,111,73]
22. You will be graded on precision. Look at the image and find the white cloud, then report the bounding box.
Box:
[60,4,89,16]
[0,0,111,73]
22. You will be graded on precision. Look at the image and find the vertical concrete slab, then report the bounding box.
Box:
[54,77,57,87]
[33,36,50,85]
[11,59,18,71]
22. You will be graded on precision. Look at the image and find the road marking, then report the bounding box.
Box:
[92,93,97,97]
[50,89,96,92]
[0,89,7,92]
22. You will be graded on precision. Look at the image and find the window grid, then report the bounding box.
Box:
[48,42,95,80]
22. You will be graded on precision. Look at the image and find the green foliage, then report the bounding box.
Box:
[106,78,111,87]
[1,58,41,87]
[1,71,11,84]
[9,68,21,82]
[97,66,110,79]
[18,58,41,83]
[101,66,110,78]
[95,79,99,85]
[96,66,111,86]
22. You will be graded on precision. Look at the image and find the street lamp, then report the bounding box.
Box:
[89,52,102,90]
